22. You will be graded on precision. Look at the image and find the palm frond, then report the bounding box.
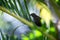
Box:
[0,0,32,21]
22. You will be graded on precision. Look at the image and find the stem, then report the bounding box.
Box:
[0,6,33,27]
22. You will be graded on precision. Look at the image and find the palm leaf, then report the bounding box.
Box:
[0,0,32,21]
[0,0,57,40]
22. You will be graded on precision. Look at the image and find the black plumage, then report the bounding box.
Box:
[31,13,42,26]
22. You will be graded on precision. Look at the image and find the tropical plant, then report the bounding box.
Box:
[0,0,60,40]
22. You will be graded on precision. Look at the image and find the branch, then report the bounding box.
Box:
[0,6,56,40]
[49,0,60,18]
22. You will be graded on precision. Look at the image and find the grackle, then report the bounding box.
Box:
[31,13,42,26]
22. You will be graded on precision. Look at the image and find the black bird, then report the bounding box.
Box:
[31,13,42,26]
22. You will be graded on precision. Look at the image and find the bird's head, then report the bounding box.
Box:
[30,13,38,17]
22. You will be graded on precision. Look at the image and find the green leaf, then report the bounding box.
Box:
[0,30,6,40]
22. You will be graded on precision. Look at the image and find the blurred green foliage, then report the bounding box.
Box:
[0,0,60,40]
[55,0,60,6]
